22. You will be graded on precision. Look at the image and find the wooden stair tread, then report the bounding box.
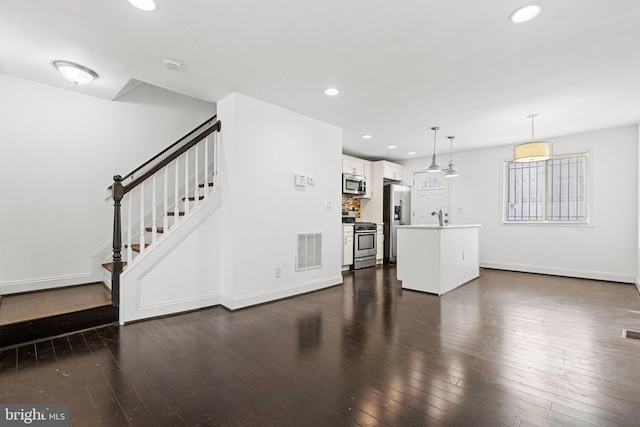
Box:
[183,195,205,201]
[199,182,214,188]
[167,211,185,216]
[131,243,150,252]
[145,227,164,233]
[102,262,127,272]
[0,282,112,327]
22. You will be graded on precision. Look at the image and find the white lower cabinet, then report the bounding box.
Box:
[376,224,384,263]
[342,225,354,267]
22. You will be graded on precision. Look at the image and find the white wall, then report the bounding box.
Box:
[637,123,640,293]
[217,93,343,309]
[401,125,638,283]
[0,74,216,293]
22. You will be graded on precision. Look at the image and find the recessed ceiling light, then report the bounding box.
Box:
[509,4,541,23]
[408,151,417,155]
[362,134,372,139]
[324,88,339,96]
[128,0,157,11]
[53,60,98,85]
[388,145,397,149]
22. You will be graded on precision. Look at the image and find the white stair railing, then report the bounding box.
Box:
[110,118,221,306]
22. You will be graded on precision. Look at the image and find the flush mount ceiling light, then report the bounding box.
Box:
[53,60,98,85]
[388,145,397,149]
[444,136,458,178]
[324,88,339,96]
[514,114,552,162]
[427,126,441,173]
[362,134,372,139]
[509,4,542,23]
[408,151,417,155]
[128,0,157,11]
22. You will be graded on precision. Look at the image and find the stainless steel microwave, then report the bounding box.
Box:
[342,173,366,195]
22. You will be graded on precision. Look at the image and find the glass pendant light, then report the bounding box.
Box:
[427,126,441,173]
[514,114,551,162]
[444,136,458,178]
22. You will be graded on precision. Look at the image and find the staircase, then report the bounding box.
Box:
[0,116,222,349]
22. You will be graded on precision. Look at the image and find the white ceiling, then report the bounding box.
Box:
[2,0,640,160]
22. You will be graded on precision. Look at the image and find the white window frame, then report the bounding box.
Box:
[501,152,591,225]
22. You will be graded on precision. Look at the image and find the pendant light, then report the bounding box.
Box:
[444,136,458,178]
[427,126,441,173]
[514,114,551,162]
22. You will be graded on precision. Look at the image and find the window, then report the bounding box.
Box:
[504,153,589,223]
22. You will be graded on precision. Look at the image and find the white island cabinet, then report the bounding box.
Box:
[396,225,480,295]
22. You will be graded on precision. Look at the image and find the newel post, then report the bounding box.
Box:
[111,175,124,307]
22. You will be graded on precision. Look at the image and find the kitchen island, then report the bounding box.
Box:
[396,224,480,295]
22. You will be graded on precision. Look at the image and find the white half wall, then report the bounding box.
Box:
[401,125,638,283]
[217,93,343,309]
[0,74,216,293]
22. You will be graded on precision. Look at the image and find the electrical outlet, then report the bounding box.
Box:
[275,267,281,278]
[307,177,316,186]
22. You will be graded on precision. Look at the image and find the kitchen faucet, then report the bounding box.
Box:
[431,209,448,227]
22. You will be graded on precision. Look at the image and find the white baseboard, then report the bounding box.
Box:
[0,273,101,295]
[220,275,343,311]
[120,294,221,325]
[480,261,635,284]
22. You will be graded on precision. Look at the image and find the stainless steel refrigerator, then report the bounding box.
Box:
[383,183,411,263]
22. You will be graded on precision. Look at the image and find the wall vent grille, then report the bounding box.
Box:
[296,232,322,271]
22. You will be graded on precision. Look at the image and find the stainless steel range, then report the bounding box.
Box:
[353,222,377,270]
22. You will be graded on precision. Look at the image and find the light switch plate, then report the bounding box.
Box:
[295,174,307,186]
[323,201,332,210]
[307,177,316,186]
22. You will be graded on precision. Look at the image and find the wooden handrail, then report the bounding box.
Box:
[122,120,221,195]
[121,114,217,183]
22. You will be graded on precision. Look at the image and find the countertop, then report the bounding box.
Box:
[397,224,481,229]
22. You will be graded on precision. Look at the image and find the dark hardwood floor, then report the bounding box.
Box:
[1,266,639,426]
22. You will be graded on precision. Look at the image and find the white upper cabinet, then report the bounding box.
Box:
[381,161,403,181]
[342,158,365,176]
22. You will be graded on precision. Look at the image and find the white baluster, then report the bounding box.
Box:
[174,159,180,225]
[214,131,218,186]
[139,181,145,255]
[127,192,132,264]
[184,150,190,215]
[151,173,157,244]
[163,165,168,232]
[194,143,200,208]
[204,135,209,199]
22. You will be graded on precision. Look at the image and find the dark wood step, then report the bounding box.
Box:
[0,305,118,349]
[166,211,185,217]
[199,182,214,188]
[102,262,127,272]
[183,195,205,201]
[145,227,164,233]
[131,243,150,252]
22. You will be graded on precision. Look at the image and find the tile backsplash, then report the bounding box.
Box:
[342,195,361,217]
